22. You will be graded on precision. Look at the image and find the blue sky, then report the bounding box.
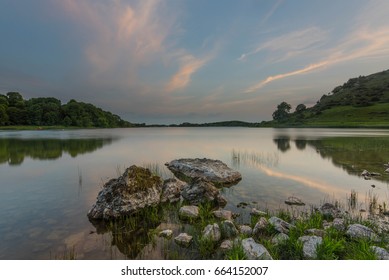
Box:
[1,0,389,124]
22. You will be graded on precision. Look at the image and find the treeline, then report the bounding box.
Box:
[0,92,134,127]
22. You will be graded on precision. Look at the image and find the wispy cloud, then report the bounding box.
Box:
[165,54,209,92]
[244,24,389,93]
[60,0,179,83]
[259,0,283,26]
[238,26,328,61]
[244,62,328,93]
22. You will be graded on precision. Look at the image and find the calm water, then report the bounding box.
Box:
[1,127,389,259]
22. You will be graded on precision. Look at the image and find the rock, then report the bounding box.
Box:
[370,172,381,177]
[322,220,332,230]
[250,208,267,216]
[271,233,289,245]
[371,246,389,260]
[221,220,239,238]
[220,240,233,251]
[160,178,187,203]
[268,216,295,234]
[87,166,162,220]
[174,233,193,247]
[332,218,345,231]
[361,170,370,177]
[181,178,227,206]
[241,238,273,260]
[298,236,322,259]
[284,196,305,206]
[305,228,326,237]
[179,205,199,220]
[346,224,379,241]
[202,223,221,242]
[319,203,342,218]
[253,217,269,236]
[239,225,253,236]
[213,209,233,220]
[158,229,173,239]
[165,158,242,186]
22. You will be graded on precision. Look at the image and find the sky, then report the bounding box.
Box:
[1,0,389,124]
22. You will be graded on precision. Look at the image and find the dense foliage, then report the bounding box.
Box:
[0,92,133,127]
[268,69,389,127]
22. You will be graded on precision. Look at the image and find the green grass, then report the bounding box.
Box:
[225,243,247,260]
[302,103,389,128]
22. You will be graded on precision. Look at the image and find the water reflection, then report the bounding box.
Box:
[272,135,389,183]
[0,138,113,166]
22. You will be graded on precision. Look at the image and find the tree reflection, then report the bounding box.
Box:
[273,137,291,152]
[0,138,113,166]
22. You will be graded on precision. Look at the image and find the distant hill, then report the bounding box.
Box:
[266,69,389,127]
[0,92,135,128]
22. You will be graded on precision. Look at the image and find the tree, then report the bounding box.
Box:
[295,104,306,114]
[272,102,292,122]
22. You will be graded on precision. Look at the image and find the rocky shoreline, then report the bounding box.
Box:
[87,158,389,260]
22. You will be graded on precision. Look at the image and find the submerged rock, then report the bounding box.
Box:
[87,165,162,220]
[241,238,273,260]
[250,208,267,217]
[165,158,242,186]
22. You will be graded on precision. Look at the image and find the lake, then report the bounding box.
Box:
[1,127,389,259]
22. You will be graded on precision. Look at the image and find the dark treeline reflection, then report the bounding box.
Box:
[0,138,113,165]
[273,135,389,182]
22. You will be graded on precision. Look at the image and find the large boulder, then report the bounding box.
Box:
[179,205,199,220]
[181,178,227,206]
[165,158,242,186]
[160,177,187,203]
[87,166,162,220]
[202,223,221,242]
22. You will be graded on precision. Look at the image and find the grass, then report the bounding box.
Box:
[225,242,247,260]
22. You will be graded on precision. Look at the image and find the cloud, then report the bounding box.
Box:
[244,24,389,93]
[239,26,328,61]
[59,0,179,82]
[244,62,328,93]
[260,0,283,26]
[165,54,209,92]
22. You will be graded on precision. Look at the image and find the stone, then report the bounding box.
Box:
[319,203,342,218]
[158,229,173,239]
[346,224,379,241]
[371,246,389,260]
[305,228,326,237]
[221,220,239,238]
[181,178,227,206]
[174,233,193,247]
[165,158,242,186]
[323,220,332,230]
[241,238,273,260]
[213,209,233,220]
[298,236,322,259]
[268,216,295,234]
[160,178,187,203]
[179,205,199,220]
[220,240,233,251]
[202,223,221,242]
[250,208,267,217]
[332,218,345,231]
[271,233,289,245]
[284,196,305,206]
[87,165,162,220]
[239,225,253,236]
[253,217,269,236]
